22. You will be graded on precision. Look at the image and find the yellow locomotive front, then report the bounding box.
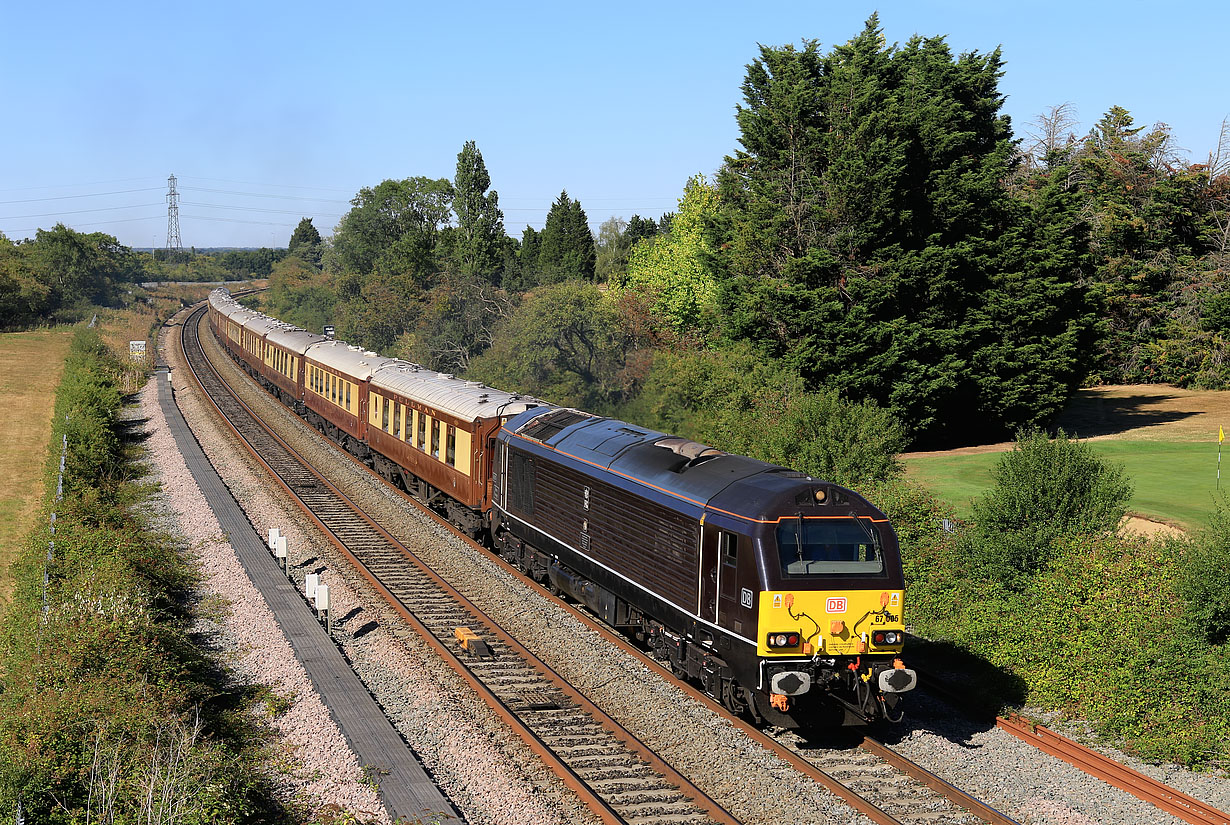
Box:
[751,513,917,725]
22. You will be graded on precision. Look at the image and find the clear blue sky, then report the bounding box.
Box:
[2,1,1225,249]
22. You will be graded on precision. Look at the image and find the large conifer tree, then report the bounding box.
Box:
[537,190,597,284]
[715,16,1089,444]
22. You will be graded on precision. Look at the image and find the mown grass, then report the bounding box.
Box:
[904,439,1224,529]
[0,329,74,605]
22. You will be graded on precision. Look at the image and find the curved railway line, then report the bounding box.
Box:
[181,304,735,825]
[174,298,1225,825]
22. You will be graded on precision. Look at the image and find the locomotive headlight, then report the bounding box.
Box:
[872,631,903,646]
[766,633,801,648]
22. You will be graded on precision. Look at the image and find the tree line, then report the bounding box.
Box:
[255,16,1229,453]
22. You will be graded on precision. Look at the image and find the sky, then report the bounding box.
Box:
[1,1,1226,250]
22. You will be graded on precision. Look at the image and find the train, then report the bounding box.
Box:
[206,288,917,728]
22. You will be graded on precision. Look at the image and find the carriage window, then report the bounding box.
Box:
[720,532,738,567]
[418,414,427,450]
[382,397,390,432]
[393,404,402,439]
[776,518,883,576]
[431,420,440,458]
[345,382,351,412]
[445,427,456,466]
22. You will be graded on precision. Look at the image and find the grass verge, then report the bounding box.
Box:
[0,329,73,606]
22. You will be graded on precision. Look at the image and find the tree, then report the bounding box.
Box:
[403,272,514,373]
[467,281,627,409]
[27,225,143,319]
[287,217,323,267]
[711,17,1083,445]
[451,141,505,284]
[1177,494,1230,644]
[330,177,453,278]
[616,175,721,333]
[536,191,596,284]
[595,216,629,283]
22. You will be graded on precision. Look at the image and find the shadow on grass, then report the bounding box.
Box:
[1056,392,1198,439]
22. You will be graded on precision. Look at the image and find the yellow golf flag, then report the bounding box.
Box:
[1221,425,1225,444]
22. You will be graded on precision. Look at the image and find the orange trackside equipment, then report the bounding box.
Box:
[770,693,790,712]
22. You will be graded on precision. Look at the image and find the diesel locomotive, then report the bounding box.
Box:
[206,288,917,727]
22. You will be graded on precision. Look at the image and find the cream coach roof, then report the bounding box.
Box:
[242,313,281,338]
[370,361,549,423]
[267,325,326,354]
[305,339,397,380]
[209,288,245,320]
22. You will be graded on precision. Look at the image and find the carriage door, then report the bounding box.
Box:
[699,522,719,624]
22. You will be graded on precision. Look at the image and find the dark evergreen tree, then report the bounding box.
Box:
[625,215,659,245]
[713,16,1088,444]
[537,190,596,283]
[287,217,323,267]
[451,140,505,284]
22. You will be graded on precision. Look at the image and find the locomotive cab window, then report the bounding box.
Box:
[777,517,883,576]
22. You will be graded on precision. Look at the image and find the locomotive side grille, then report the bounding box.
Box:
[527,455,699,612]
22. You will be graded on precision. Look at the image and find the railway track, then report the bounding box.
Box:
[180,305,735,825]
[182,303,1023,825]
[914,667,1230,825]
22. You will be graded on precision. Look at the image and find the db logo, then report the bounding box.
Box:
[825,597,847,614]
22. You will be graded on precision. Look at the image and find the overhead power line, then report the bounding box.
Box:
[0,176,158,194]
[0,203,163,220]
[180,185,350,204]
[0,187,164,205]
[181,200,344,218]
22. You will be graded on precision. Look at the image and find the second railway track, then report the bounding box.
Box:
[180,301,1029,825]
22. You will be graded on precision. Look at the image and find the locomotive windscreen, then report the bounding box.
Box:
[776,517,884,576]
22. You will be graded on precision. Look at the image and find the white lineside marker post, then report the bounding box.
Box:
[1220,426,1225,490]
[274,536,288,571]
[305,573,319,602]
[315,584,330,633]
[268,527,280,549]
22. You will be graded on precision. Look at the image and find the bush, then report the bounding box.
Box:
[963,429,1132,584]
[1176,494,1230,644]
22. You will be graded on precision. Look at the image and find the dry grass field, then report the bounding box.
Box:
[0,329,73,604]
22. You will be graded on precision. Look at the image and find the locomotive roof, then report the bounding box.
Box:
[305,339,397,379]
[266,325,327,353]
[370,362,547,423]
[503,408,883,522]
[504,408,786,512]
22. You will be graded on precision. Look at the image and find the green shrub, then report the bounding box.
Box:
[963,428,1132,584]
[1176,494,1230,644]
